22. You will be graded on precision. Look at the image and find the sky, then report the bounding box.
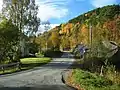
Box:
[36,0,120,25]
[35,0,120,32]
[0,0,120,32]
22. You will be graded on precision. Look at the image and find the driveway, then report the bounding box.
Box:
[0,52,75,90]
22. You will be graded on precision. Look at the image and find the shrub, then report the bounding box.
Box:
[73,69,113,90]
[104,65,120,85]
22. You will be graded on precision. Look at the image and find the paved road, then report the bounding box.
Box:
[0,52,75,90]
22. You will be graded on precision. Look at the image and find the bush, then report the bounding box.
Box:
[73,69,117,90]
[104,65,120,85]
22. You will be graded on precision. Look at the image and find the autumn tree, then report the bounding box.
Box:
[50,31,60,51]
[35,35,46,52]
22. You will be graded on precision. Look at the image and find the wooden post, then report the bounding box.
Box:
[89,24,92,57]
[100,65,104,76]
[45,41,48,51]
[2,66,4,73]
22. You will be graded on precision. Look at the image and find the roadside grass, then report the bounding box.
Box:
[0,57,52,75]
[21,57,52,70]
[0,68,19,75]
[68,58,120,90]
[71,69,120,90]
[21,57,51,64]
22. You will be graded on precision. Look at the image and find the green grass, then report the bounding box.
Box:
[0,57,52,75]
[20,57,52,70]
[72,69,120,90]
[0,68,19,75]
[21,57,51,64]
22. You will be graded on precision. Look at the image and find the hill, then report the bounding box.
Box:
[35,5,120,51]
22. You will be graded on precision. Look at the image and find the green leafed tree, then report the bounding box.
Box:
[0,19,19,63]
[2,0,40,57]
[2,0,40,35]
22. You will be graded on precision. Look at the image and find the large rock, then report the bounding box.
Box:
[102,41,118,58]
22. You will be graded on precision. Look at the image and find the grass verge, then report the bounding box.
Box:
[67,69,120,90]
[0,57,52,75]
[21,57,51,70]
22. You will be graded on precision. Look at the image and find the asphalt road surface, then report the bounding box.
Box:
[0,52,75,90]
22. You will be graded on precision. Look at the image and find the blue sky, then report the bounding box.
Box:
[0,0,119,32]
[36,0,120,26]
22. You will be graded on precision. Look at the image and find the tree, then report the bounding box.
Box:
[61,36,70,50]
[2,0,40,57]
[0,19,19,63]
[2,0,40,35]
[42,21,51,50]
[35,34,46,52]
[50,31,60,51]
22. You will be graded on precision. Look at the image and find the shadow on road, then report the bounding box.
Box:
[39,60,82,69]
[0,85,76,90]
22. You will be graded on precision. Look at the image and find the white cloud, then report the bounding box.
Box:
[50,24,60,28]
[37,24,60,34]
[36,0,69,21]
[0,0,3,12]
[91,0,117,7]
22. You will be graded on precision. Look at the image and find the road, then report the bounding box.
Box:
[0,52,75,90]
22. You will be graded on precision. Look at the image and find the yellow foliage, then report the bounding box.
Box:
[59,23,73,34]
[80,24,89,44]
[50,31,60,47]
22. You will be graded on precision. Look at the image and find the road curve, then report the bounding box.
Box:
[0,52,75,90]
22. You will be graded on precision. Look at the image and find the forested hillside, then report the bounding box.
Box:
[35,5,120,51]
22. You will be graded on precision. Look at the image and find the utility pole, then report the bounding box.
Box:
[89,24,92,57]
[84,14,93,57]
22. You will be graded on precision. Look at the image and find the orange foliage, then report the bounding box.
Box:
[103,19,120,41]
[59,23,73,34]
[103,20,116,31]
[80,24,89,44]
